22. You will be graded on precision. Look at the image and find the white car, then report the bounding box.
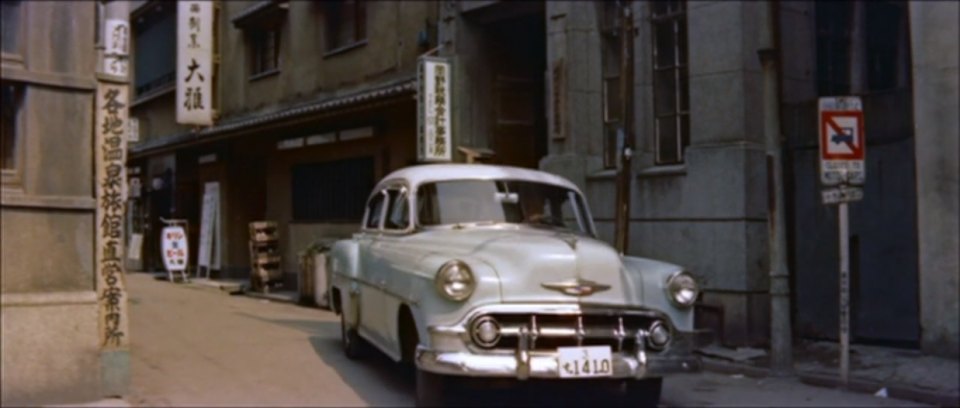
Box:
[328,164,702,405]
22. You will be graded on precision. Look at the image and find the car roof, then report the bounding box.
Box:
[375,163,582,193]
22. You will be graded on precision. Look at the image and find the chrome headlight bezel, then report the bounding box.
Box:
[435,260,476,302]
[665,270,699,309]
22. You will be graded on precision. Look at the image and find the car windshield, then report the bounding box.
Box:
[416,179,594,236]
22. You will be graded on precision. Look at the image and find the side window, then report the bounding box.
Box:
[384,188,409,230]
[364,191,386,229]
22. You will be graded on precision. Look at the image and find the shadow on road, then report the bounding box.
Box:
[238,313,641,407]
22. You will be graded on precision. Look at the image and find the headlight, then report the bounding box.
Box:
[435,260,476,301]
[665,271,698,308]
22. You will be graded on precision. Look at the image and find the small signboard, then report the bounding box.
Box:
[822,185,864,205]
[417,56,453,162]
[818,97,865,186]
[161,226,189,272]
[128,233,143,261]
[198,182,221,276]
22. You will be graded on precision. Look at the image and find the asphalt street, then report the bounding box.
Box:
[126,272,925,407]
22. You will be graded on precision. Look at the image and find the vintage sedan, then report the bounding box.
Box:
[328,164,702,406]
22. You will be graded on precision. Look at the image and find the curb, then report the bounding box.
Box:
[701,358,960,407]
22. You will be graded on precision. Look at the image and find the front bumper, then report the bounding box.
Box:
[416,304,703,380]
[416,347,701,379]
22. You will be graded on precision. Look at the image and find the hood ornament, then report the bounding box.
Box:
[541,278,611,297]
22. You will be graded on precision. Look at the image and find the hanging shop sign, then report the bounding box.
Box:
[176,1,214,126]
[198,182,221,277]
[417,56,452,162]
[103,19,129,77]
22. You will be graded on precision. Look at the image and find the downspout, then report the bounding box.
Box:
[759,0,793,375]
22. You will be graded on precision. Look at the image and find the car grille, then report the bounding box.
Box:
[472,312,664,353]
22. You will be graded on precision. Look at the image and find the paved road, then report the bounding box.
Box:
[127,273,924,407]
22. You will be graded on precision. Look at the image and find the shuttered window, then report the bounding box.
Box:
[291,156,374,222]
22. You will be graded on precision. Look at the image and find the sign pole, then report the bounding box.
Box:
[838,198,850,388]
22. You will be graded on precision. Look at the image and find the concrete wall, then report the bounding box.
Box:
[910,1,960,357]
[0,1,104,404]
[538,1,770,346]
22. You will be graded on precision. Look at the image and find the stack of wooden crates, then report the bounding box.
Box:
[248,221,281,292]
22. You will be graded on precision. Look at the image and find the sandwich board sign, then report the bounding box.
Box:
[161,225,189,282]
[818,96,865,187]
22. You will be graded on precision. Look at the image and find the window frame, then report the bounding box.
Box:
[382,184,414,234]
[132,1,178,99]
[650,1,690,166]
[601,2,622,169]
[362,189,389,232]
[248,24,281,80]
[1,0,25,65]
[323,0,368,57]
[1,81,25,188]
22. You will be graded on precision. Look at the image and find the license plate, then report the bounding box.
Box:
[557,346,613,378]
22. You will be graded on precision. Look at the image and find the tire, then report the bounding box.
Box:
[340,309,363,360]
[415,369,450,407]
[622,378,663,407]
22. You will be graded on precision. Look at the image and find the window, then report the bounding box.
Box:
[1,82,23,173]
[249,27,280,77]
[815,2,854,96]
[383,188,410,230]
[324,0,367,53]
[864,1,906,92]
[651,0,689,165]
[291,157,375,222]
[364,191,386,229]
[601,3,622,169]
[1,0,22,56]
[133,2,177,97]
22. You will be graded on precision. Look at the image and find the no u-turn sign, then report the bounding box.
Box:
[819,97,865,186]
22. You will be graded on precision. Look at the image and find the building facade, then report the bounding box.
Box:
[438,0,957,356]
[1,0,132,404]
[128,0,438,288]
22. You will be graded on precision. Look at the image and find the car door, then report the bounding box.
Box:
[357,190,387,346]
[376,186,420,354]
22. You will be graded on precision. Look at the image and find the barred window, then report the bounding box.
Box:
[651,1,689,165]
[601,3,622,169]
[1,82,24,172]
[291,157,375,222]
[250,27,280,77]
[133,2,176,97]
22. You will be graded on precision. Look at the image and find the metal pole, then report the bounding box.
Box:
[839,200,850,388]
[759,0,792,376]
[614,3,635,255]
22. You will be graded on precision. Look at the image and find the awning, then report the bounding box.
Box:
[130,76,417,158]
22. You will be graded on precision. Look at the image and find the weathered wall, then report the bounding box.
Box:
[0,1,103,404]
[910,0,960,357]
[538,1,770,346]
[219,1,435,118]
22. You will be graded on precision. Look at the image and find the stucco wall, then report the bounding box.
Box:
[910,1,960,357]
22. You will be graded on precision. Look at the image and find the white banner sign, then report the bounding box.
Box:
[176,1,214,126]
[162,226,189,272]
[198,182,221,274]
[104,19,130,77]
[418,57,452,162]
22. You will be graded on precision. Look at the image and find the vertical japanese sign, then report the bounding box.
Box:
[417,57,452,162]
[176,1,214,125]
[104,19,130,76]
[95,83,130,348]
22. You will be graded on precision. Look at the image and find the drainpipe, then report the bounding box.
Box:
[759,0,793,375]
[614,2,635,255]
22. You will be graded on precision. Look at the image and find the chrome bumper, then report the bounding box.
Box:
[416,347,701,379]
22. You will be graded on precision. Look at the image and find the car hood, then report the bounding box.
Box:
[410,227,644,306]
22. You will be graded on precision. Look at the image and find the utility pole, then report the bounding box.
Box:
[759,0,793,376]
[614,2,635,255]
